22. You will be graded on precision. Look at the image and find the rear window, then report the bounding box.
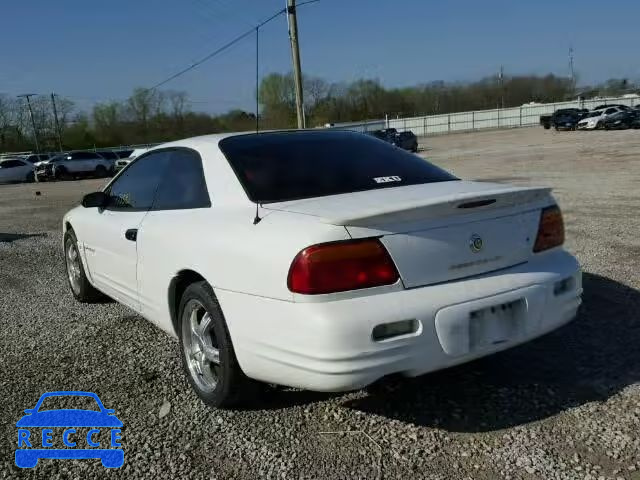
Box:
[219,131,457,203]
[97,151,118,160]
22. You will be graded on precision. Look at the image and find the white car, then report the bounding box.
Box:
[62,131,581,408]
[0,158,36,183]
[36,151,114,180]
[114,148,148,172]
[576,107,623,130]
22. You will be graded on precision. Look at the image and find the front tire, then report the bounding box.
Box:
[64,229,103,302]
[25,171,35,183]
[178,281,254,408]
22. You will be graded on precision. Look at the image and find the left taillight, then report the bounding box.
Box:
[533,205,565,253]
[287,238,400,295]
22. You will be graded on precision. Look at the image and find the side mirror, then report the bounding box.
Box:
[82,191,109,208]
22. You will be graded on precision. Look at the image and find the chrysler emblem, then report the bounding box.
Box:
[469,234,483,253]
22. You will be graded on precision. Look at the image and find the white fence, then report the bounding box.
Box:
[328,95,640,136]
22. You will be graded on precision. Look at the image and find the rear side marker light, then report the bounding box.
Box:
[533,205,565,253]
[287,238,400,295]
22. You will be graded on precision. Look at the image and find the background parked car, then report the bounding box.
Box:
[36,151,113,181]
[21,153,52,164]
[394,131,419,152]
[576,107,624,130]
[369,128,418,152]
[95,150,120,162]
[115,149,134,159]
[0,158,35,183]
[369,128,398,143]
[541,108,588,130]
[593,104,632,111]
[114,148,148,172]
[602,109,640,130]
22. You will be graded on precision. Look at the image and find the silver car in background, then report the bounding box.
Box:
[35,152,114,181]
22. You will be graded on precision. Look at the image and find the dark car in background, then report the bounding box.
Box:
[602,110,640,130]
[394,131,419,152]
[593,104,632,111]
[369,128,398,142]
[369,128,418,152]
[540,108,588,130]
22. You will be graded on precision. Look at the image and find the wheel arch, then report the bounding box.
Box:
[168,269,208,337]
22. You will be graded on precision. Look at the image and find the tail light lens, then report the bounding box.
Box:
[287,238,400,294]
[533,205,565,252]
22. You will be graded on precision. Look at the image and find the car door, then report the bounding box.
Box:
[135,148,211,331]
[604,107,618,119]
[81,150,171,311]
[0,160,27,182]
[70,152,94,172]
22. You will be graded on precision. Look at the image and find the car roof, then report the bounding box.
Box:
[146,130,330,152]
[132,130,374,208]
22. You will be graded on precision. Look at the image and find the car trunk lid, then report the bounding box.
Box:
[264,181,552,288]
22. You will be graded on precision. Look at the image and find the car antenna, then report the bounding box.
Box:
[253,203,262,225]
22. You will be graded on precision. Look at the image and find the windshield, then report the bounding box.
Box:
[219,131,457,203]
[37,395,101,412]
[585,111,603,118]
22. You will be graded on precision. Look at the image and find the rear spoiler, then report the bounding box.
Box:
[322,186,552,227]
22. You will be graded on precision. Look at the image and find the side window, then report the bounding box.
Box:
[106,151,171,210]
[152,149,211,210]
[1,160,21,168]
[72,152,95,160]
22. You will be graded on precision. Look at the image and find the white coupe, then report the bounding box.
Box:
[62,131,581,408]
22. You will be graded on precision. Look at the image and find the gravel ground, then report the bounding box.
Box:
[1,127,640,479]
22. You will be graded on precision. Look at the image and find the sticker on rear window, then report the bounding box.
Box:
[373,176,402,184]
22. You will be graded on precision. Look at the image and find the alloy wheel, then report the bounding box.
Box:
[181,299,221,393]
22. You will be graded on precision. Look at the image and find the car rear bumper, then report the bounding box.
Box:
[218,250,581,392]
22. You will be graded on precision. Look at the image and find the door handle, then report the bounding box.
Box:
[125,229,138,242]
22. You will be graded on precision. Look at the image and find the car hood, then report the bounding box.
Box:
[16,409,123,427]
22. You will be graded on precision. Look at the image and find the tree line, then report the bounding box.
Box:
[1,73,636,153]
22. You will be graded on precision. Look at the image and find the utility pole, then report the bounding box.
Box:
[17,94,40,153]
[498,65,505,109]
[51,93,63,151]
[286,0,305,128]
[568,46,576,95]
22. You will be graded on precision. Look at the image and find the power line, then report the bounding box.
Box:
[148,0,319,92]
[149,7,287,91]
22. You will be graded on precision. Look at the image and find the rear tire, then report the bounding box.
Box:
[178,281,255,409]
[64,229,103,303]
[25,171,35,183]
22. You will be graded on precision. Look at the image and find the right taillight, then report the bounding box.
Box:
[287,238,400,295]
[533,205,565,252]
